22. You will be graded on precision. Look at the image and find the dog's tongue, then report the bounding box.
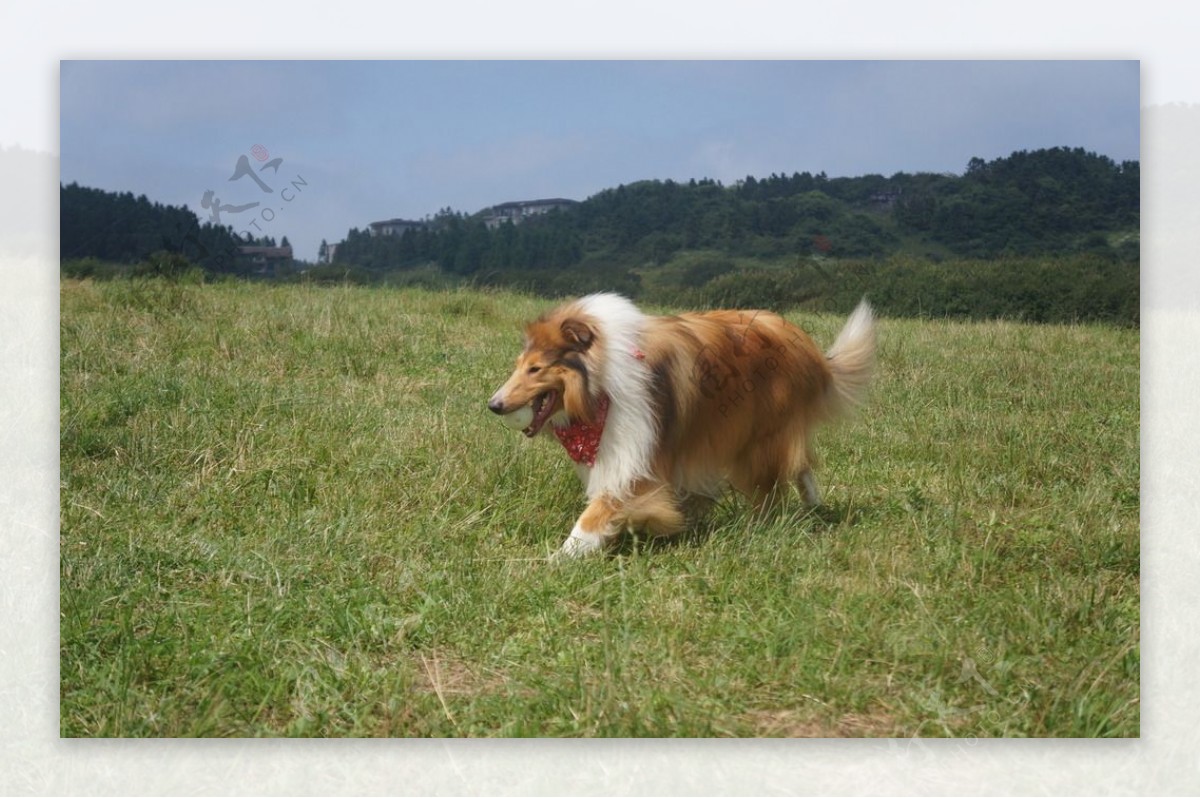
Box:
[553,394,610,466]
[522,390,559,437]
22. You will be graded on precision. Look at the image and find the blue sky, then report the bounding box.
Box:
[59,60,1140,261]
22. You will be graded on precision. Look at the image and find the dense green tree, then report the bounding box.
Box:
[60,182,246,273]
[322,146,1137,293]
[62,147,1139,324]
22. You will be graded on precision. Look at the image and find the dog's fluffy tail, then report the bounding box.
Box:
[824,298,876,416]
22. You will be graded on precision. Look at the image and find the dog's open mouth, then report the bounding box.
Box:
[523,390,558,437]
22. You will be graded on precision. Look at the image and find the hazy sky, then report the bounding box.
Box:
[59,60,1140,261]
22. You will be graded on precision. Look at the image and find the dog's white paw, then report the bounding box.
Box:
[549,525,606,562]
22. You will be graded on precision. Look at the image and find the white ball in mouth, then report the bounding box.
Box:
[500,403,534,431]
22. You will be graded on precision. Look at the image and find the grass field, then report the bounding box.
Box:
[59,278,1139,737]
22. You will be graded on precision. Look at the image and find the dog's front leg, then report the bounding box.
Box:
[553,495,621,560]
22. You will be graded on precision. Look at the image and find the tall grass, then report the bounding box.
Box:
[60,279,1139,737]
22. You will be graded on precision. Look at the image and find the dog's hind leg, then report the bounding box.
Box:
[731,439,797,515]
[788,434,821,507]
[798,469,822,507]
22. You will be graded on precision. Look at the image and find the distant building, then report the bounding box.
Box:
[320,243,338,264]
[868,189,902,208]
[369,218,426,237]
[482,198,578,229]
[237,245,293,275]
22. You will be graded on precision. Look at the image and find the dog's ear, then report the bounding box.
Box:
[560,318,594,352]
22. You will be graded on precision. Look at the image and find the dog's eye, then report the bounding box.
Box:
[527,365,542,374]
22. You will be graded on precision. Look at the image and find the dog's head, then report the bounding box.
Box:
[487,308,599,437]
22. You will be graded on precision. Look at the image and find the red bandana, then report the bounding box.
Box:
[554,393,610,466]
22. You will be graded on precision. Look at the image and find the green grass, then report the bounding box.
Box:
[59,278,1139,737]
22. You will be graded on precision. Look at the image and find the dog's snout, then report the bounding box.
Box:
[487,395,506,415]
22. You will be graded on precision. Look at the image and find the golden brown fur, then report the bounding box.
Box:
[641,309,832,505]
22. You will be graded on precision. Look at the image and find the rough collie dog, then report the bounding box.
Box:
[487,293,875,559]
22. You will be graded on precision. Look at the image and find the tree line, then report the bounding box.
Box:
[327,146,1138,278]
[60,182,265,278]
[59,147,1139,324]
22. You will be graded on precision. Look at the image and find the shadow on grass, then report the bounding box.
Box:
[607,495,877,558]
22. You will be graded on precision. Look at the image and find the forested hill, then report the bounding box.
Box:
[60,182,246,273]
[331,147,1139,277]
[59,147,1140,324]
